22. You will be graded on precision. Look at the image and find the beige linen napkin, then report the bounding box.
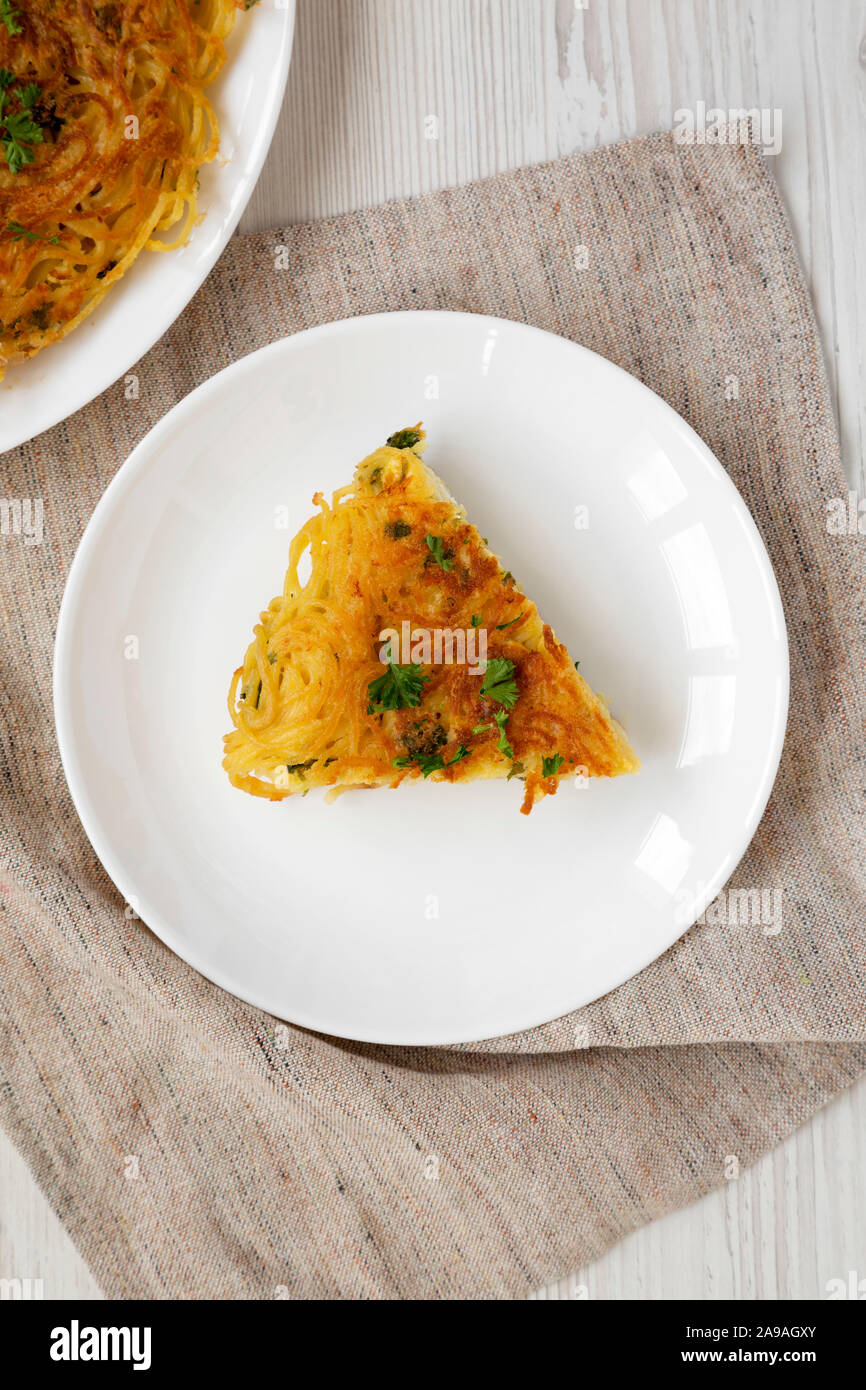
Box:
[1,132,864,1298]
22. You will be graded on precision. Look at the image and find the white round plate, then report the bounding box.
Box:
[54,311,789,1045]
[0,2,295,455]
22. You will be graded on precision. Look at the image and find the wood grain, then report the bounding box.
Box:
[243,0,866,496]
[3,0,864,1301]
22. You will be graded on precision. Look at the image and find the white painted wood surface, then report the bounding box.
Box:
[3,0,864,1300]
[245,0,866,493]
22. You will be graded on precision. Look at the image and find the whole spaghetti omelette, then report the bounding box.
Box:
[224,426,639,815]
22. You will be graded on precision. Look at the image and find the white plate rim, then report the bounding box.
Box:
[0,0,295,455]
[53,310,790,1043]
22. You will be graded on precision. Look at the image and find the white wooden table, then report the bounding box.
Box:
[3,0,864,1300]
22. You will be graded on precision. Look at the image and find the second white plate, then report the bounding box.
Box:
[54,311,789,1044]
[0,1,295,454]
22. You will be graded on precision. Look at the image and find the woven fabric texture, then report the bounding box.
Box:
[0,132,863,1298]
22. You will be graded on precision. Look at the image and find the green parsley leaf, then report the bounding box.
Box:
[480,656,518,709]
[574,660,580,671]
[286,760,315,780]
[6,220,59,245]
[493,708,513,758]
[16,84,40,110]
[367,661,428,714]
[470,614,482,627]
[386,427,421,450]
[446,743,472,767]
[0,2,22,38]
[240,678,262,708]
[473,710,513,757]
[424,534,453,572]
[507,760,525,781]
[394,744,471,777]
[541,753,565,778]
[384,519,412,539]
[2,109,43,173]
[496,610,524,630]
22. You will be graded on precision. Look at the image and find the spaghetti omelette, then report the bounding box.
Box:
[224,426,640,815]
[0,0,254,376]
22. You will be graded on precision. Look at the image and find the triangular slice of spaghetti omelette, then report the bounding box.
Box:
[224,426,639,814]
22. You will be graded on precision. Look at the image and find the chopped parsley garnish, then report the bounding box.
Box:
[574,660,580,671]
[424,534,453,572]
[240,678,262,708]
[2,113,41,172]
[446,744,472,767]
[542,754,565,778]
[286,760,315,779]
[0,2,22,38]
[367,660,428,713]
[7,220,59,244]
[494,709,514,758]
[394,744,471,777]
[470,614,482,627]
[480,656,518,709]
[475,711,514,756]
[507,760,525,781]
[496,610,524,630]
[501,571,514,585]
[386,427,421,450]
[384,519,412,539]
[472,708,513,758]
[0,78,44,174]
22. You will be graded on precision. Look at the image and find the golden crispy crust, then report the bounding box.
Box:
[223,427,639,813]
